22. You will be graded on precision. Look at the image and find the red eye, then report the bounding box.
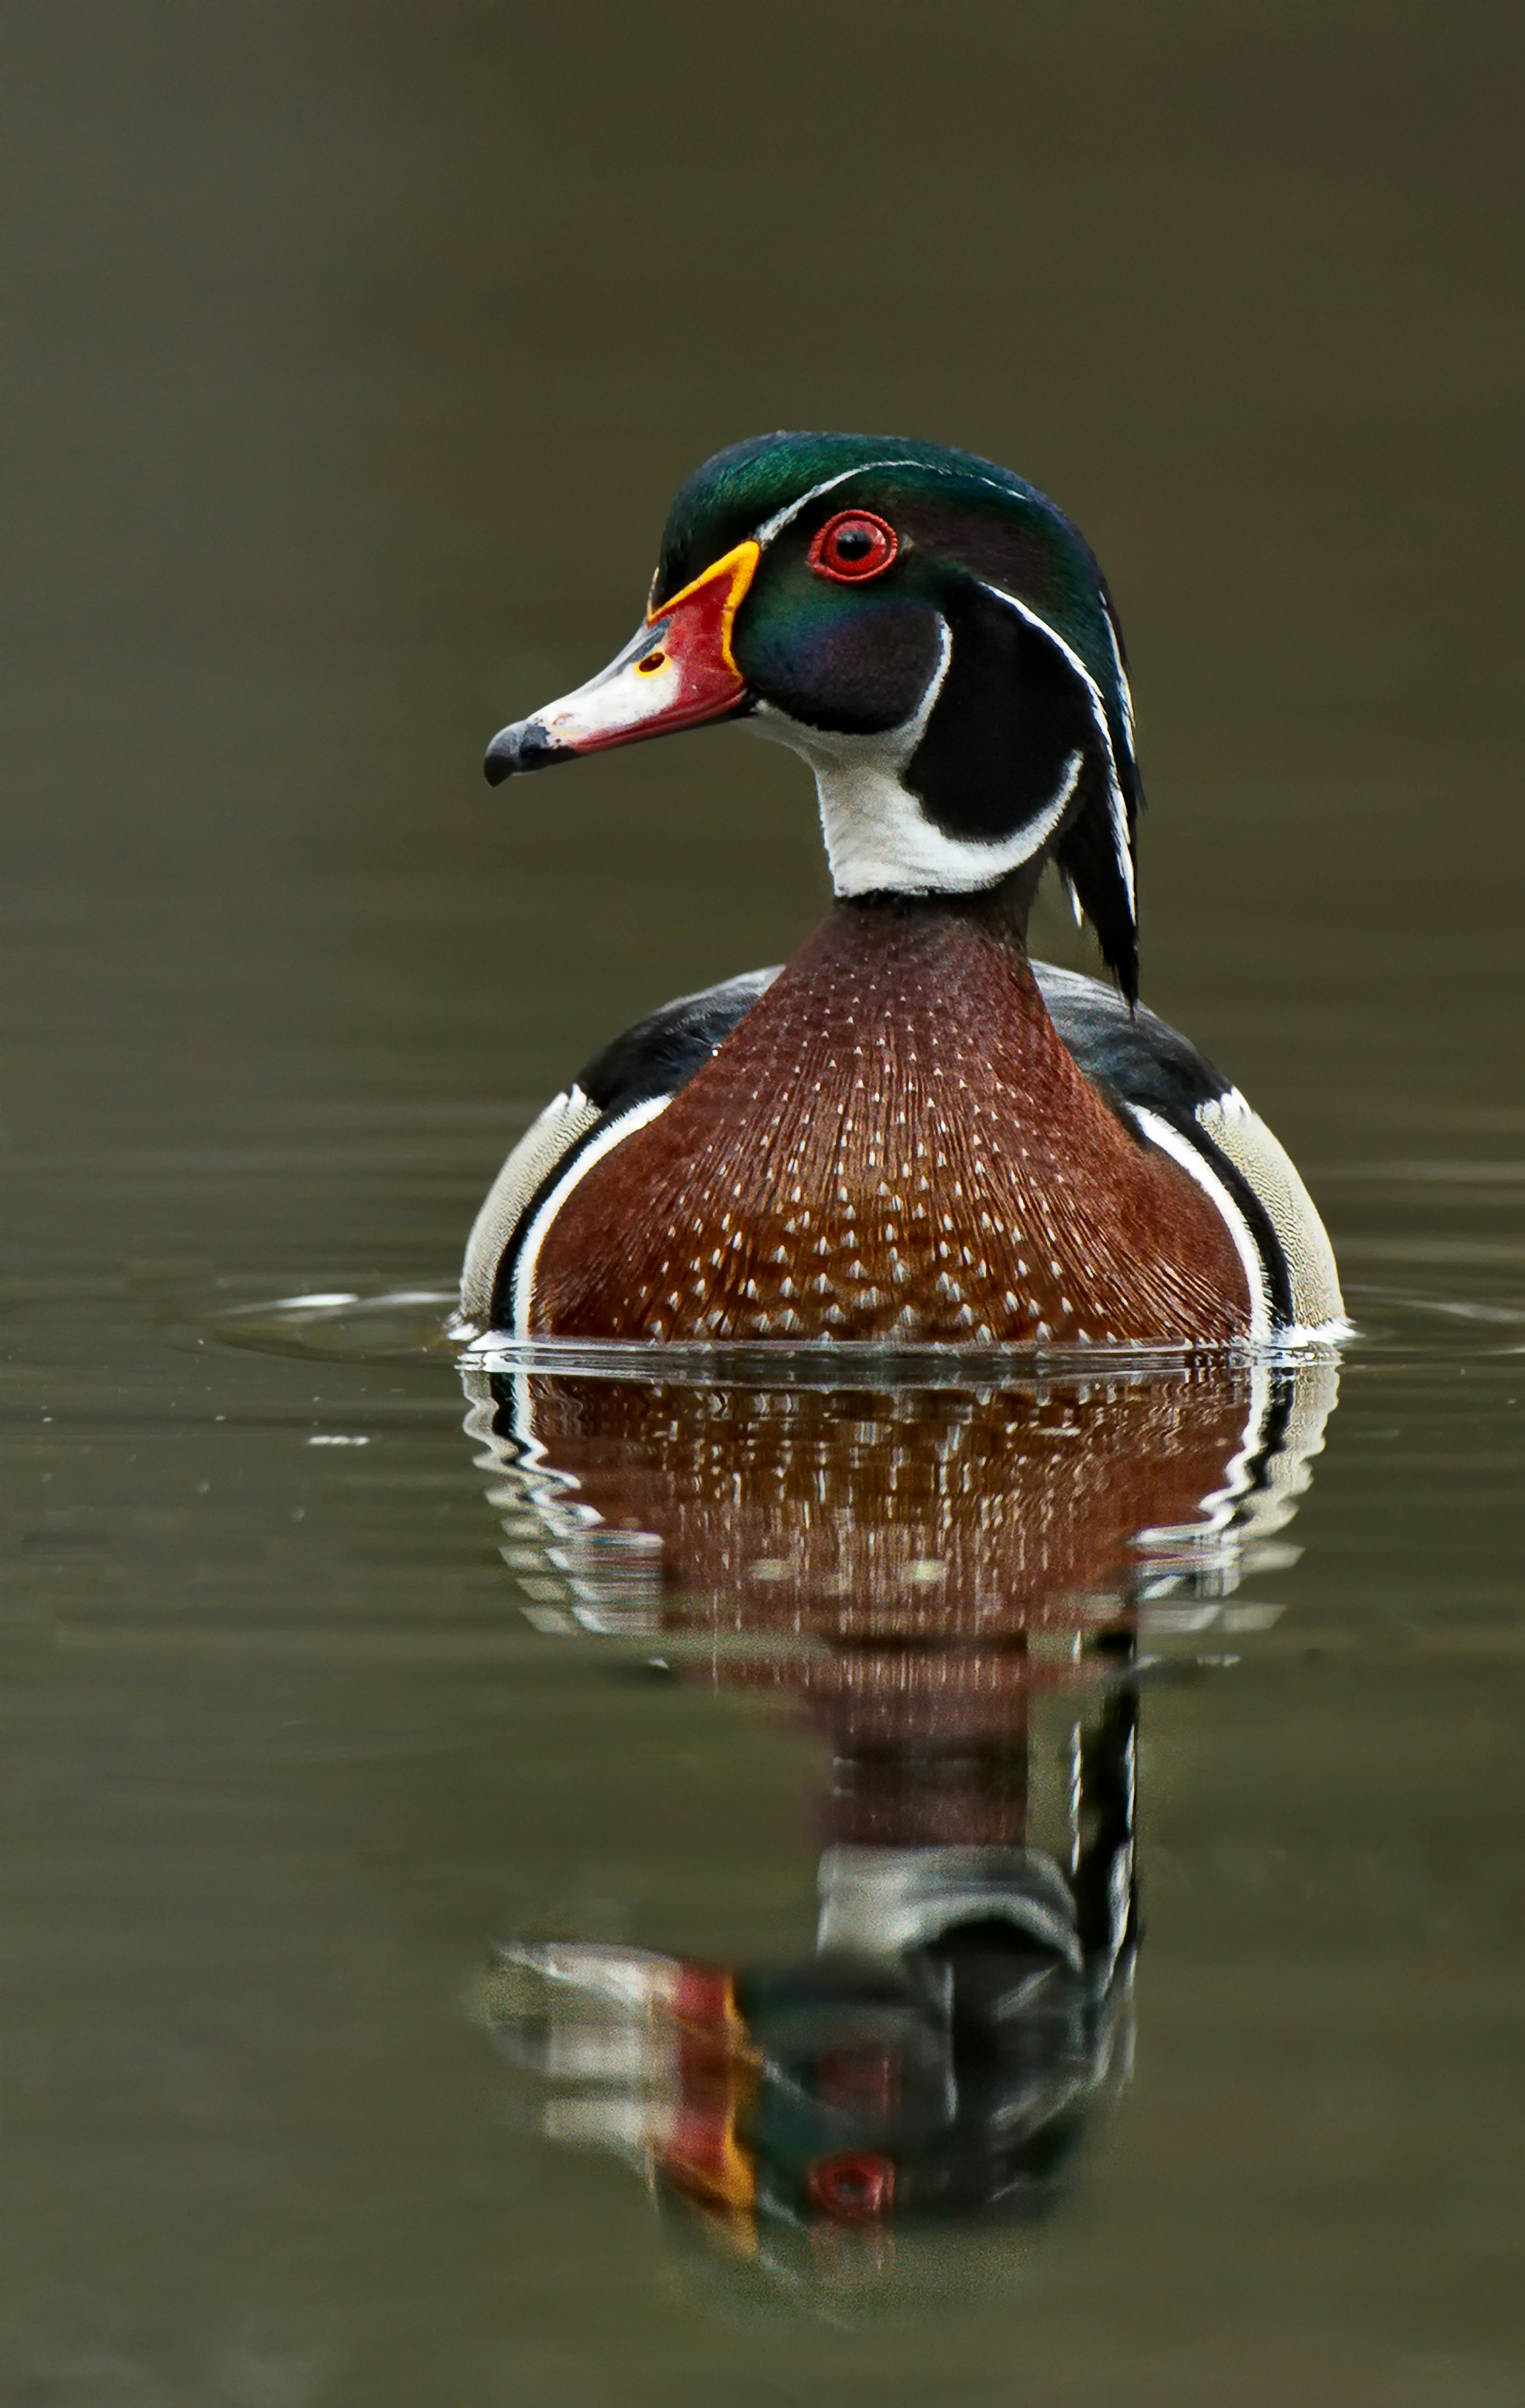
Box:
[809,509,899,583]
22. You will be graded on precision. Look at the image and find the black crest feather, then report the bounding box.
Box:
[1055,753,1141,1005]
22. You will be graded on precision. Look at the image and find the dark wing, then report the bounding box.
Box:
[1034,960,1343,1332]
[460,968,780,1327]
[1033,961,1231,1116]
[575,967,782,1114]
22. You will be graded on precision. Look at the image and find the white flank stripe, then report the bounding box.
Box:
[1130,1107,1273,1343]
[509,1096,672,1337]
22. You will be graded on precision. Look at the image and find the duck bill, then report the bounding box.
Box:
[483,541,760,783]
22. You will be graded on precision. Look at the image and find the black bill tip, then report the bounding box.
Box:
[483,720,575,785]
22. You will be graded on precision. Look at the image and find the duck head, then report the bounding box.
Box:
[485,433,1144,996]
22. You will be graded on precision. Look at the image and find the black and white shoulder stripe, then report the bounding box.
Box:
[1030,963,1345,1339]
[460,959,1344,1341]
[459,968,779,1334]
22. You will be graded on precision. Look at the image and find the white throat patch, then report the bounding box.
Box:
[747,625,1082,897]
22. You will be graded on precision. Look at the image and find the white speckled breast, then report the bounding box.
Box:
[525,901,1252,1346]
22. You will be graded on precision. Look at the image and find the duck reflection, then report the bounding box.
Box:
[464,1349,1336,2286]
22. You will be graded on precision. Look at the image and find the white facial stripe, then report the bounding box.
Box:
[1099,598,1137,762]
[509,1095,672,1335]
[752,459,929,546]
[1106,778,1135,920]
[752,452,1094,546]
[1097,601,1140,915]
[1130,1107,1274,1344]
[977,582,1136,921]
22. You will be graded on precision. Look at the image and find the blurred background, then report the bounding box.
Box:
[2,5,1522,2403]
[6,0,1520,1272]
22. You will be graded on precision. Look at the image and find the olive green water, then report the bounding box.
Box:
[4,5,1523,2400]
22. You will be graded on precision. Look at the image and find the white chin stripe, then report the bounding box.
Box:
[820,746,1082,898]
[749,637,1086,898]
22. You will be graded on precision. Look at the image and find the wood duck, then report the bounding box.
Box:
[464,433,1343,1347]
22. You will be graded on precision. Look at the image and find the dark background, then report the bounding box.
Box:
[6,0,1520,1277]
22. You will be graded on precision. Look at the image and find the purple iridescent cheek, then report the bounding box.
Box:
[736,598,942,735]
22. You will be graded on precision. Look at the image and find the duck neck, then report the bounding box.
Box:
[839,858,1046,973]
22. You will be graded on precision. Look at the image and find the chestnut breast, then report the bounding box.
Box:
[530,902,1250,1344]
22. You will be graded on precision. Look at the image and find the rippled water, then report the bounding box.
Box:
[5,5,1524,2401]
[7,1271,1519,2400]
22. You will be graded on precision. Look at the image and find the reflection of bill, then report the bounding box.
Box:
[463,1350,1338,2290]
[485,1680,1139,2262]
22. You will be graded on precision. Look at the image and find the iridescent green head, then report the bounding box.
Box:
[487,432,1144,997]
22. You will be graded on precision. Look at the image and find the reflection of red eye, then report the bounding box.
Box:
[806,2152,896,2223]
[809,510,899,583]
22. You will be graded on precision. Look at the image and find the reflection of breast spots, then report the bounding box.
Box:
[530,904,1249,1345]
[520,1370,1254,1638]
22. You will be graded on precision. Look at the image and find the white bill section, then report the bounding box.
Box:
[509,1095,673,1336]
[1130,1105,1273,1343]
[501,622,681,752]
[460,1084,601,1327]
